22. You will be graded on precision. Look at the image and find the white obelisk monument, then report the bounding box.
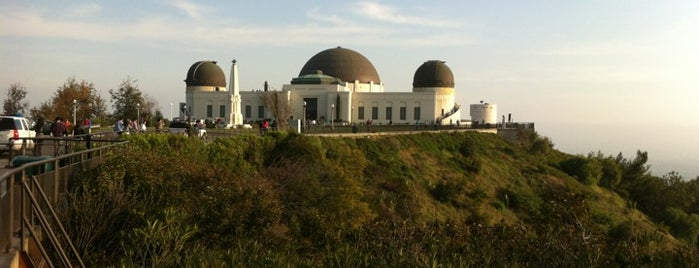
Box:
[229,59,244,127]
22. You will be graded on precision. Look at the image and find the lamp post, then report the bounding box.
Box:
[303,101,307,131]
[330,104,334,130]
[351,106,354,124]
[170,102,173,121]
[72,99,77,132]
[136,103,140,126]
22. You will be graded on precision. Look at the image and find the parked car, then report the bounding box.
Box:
[0,116,36,152]
[168,121,191,136]
[35,120,54,135]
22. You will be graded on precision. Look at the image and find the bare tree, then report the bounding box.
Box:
[3,82,30,116]
[259,90,292,128]
[140,94,159,125]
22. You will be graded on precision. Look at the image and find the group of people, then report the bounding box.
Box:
[113,117,147,135]
[113,117,167,135]
[45,116,92,137]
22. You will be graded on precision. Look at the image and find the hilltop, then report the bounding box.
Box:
[61,131,698,266]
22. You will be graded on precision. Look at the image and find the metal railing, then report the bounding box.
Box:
[4,132,122,164]
[1,138,127,267]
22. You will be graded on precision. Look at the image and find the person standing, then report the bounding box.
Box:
[156,119,165,133]
[51,117,67,156]
[84,117,91,133]
[196,120,205,137]
[113,117,124,135]
[130,118,139,133]
[262,119,269,135]
[51,117,66,137]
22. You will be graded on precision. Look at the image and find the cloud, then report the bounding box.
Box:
[67,3,102,18]
[172,0,208,19]
[352,1,460,28]
[0,3,471,50]
[539,42,653,56]
[306,7,351,25]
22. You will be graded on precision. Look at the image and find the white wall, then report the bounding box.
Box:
[469,103,497,124]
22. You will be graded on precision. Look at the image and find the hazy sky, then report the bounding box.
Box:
[1,0,697,176]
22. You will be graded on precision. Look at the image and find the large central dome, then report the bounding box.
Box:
[298,47,381,84]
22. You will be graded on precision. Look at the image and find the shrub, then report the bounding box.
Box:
[559,156,602,185]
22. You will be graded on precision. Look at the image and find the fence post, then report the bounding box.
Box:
[7,140,14,167]
[86,134,92,159]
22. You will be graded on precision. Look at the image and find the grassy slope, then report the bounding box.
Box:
[192,131,676,241]
[73,130,691,266]
[350,132,666,236]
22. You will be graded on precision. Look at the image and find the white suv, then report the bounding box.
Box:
[0,116,36,152]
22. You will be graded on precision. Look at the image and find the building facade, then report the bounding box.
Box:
[184,47,467,127]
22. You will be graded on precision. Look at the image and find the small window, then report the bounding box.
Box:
[385,107,392,120]
[258,105,265,119]
[399,107,407,120]
[206,105,213,118]
[413,107,421,121]
[358,106,365,120]
[0,118,15,130]
[245,105,252,118]
[371,107,379,120]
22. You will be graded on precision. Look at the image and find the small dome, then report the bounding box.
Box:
[412,60,454,88]
[298,47,381,84]
[185,61,227,87]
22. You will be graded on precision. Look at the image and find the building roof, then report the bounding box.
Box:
[298,47,381,84]
[185,61,227,87]
[412,60,455,88]
[291,70,347,85]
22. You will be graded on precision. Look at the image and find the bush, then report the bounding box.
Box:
[559,156,602,185]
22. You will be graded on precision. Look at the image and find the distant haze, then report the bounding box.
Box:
[539,122,699,179]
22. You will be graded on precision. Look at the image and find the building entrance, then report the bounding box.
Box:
[303,98,318,121]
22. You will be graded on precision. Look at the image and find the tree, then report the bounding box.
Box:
[140,94,160,125]
[29,77,108,124]
[109,77,159,124]
[3,82,30,116]
[259,90,291,128]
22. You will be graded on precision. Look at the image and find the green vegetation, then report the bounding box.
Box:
[59,131,698,266]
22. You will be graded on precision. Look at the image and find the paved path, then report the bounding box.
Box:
[1,145,58,174]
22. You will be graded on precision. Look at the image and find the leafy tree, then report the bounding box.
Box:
[30,102,53,124]
[109,77,159,123]
[598,156,622,189]
[3,82,30,116]
[619,151,649,185]
[29,77,108,124]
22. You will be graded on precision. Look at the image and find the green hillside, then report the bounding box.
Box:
[61,131,698,267]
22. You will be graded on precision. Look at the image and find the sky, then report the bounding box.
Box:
[1,0,698,177]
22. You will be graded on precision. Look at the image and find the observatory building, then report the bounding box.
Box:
[183,47,471,126]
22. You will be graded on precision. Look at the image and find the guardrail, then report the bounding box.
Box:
[1,139,127,267]
[3,133,122,165]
